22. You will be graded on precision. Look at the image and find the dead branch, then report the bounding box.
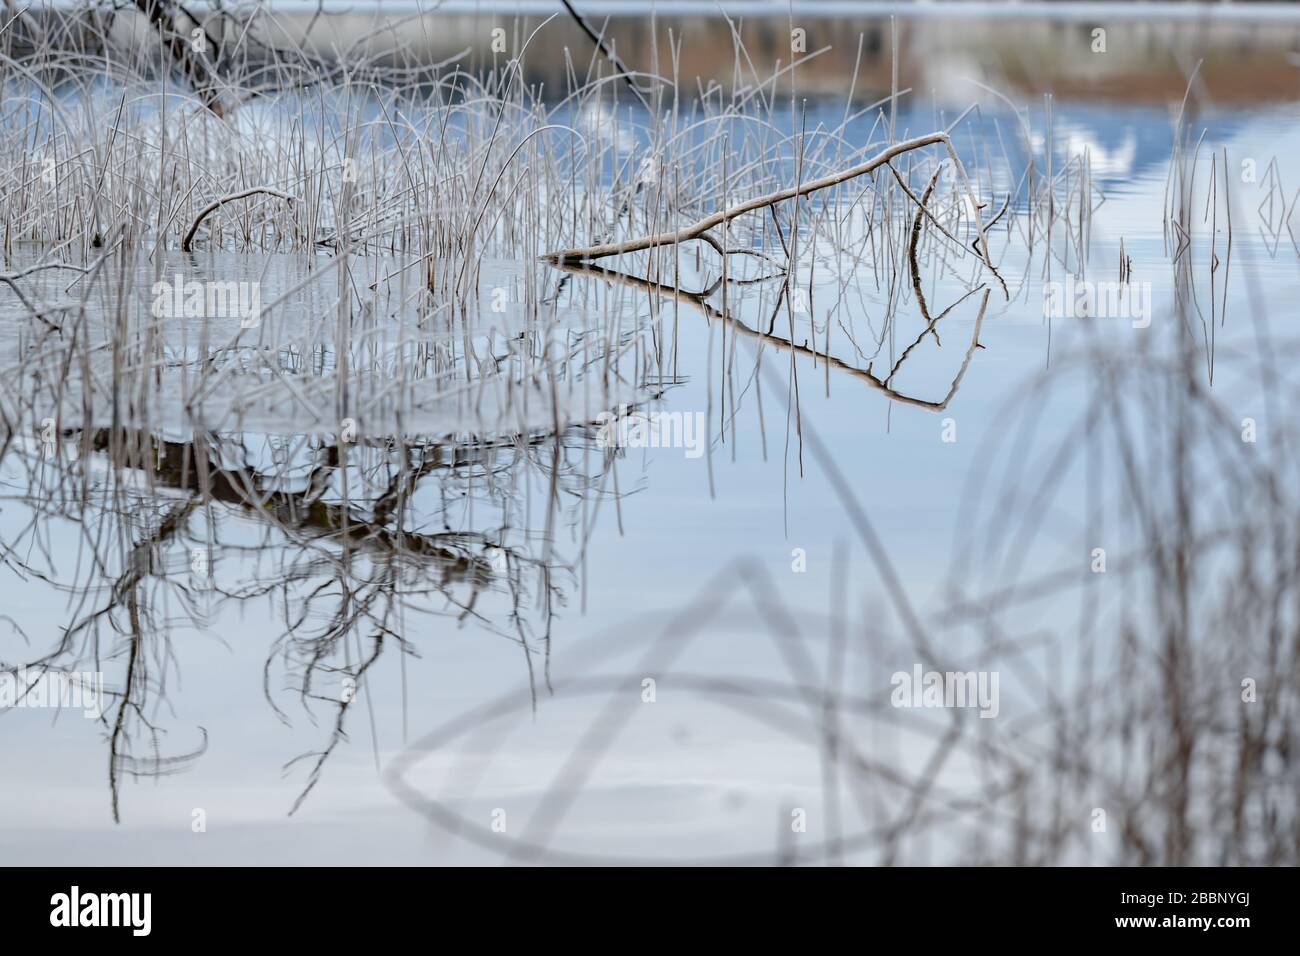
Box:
[134,0,227,117]
[558,0,652,111]
[181,187,297,251]
[541,131,1003,294]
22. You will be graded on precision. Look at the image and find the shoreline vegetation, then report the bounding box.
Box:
[11,2,1300,103]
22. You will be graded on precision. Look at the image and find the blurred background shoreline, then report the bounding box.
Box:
[18,1,1300,104]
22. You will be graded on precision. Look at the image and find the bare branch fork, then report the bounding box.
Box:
[541,131,1007,296]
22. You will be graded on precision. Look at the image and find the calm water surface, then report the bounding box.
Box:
[2,12,1298,865]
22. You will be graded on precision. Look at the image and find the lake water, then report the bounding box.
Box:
[1,3,1298,865]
